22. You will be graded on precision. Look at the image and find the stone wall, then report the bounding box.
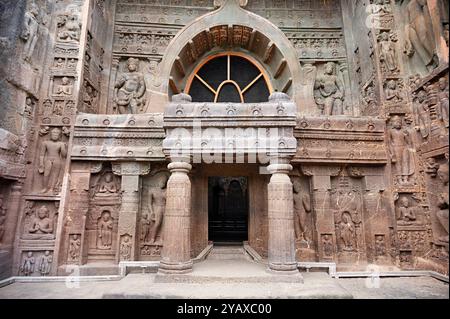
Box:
[0,0,448,278]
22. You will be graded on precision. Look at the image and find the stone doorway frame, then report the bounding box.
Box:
[207,176,249,243]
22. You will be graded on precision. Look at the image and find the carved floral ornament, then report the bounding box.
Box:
[214,0,248,8]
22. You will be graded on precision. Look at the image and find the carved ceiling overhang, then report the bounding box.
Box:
[292,116,388,164]
[71,113,165,161]
[163,94,297,161]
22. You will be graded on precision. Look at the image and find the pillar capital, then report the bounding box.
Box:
[267,156,293,175]
[168,161,192,173]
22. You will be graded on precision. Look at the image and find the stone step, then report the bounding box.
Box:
[207,245,248,260]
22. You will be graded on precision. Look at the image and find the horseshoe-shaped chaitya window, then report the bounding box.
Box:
[185,53,272,103]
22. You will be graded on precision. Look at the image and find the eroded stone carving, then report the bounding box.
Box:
[388,116,415,185]
[293,180,311,242]
[145,174,168,244]
[23,97,35,119]
[314,62,345,116]
[384,79,403,102]
[57,13,81,43]
[29,205,53,234]
[395,195,418,225]
[0,198,6,243]
[322,234,334,258]
[438,77,449,128]
[413,90,430,138]
[378,31,398,74]
[114,58,146,114]
[38,128,67,194]
[404,0,439,72]
[425,157,440,177]
[120,234,132,261]
[55,77,73,96]
[68,234,81,262]
[39,251,52,276]
[21,3,40,62]
[81,81,98,114]
[339,212,356,251]
[95,173,119,197]
[436,160,449,243]
[97,211,113,250]
[20,252,35,276]
[375,234,386,257]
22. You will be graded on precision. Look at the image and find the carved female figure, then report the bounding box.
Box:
[114,58,146,114]
[21,3,39,62]
[314,62,345,116]
[97,211,113,249]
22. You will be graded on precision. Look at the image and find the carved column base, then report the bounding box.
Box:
[158,260,194,274]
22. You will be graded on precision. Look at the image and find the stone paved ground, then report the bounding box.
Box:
[338,276,449,299]
[0,274,447,299]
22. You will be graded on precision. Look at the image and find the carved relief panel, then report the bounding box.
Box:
[331,175,366,264]
[247,0,343,29]
[21,200,59,240]
[424,153,449,247]
[387,115,417,187]
[18,250,54,277]
[85,168,121,263]
[32,127,70,195]
[291,174,315,261]
[139,167,169,260]
[398,0,446,76]
[0,197,7,245]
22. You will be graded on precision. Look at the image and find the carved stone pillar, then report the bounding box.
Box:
[3,182,23,247]
[159,160,193,274]
[113,162,150,262]
[267,157,298,273]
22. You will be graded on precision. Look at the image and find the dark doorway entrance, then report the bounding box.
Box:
[208,177,248,242]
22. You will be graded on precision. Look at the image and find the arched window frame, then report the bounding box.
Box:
[185,52,273,103]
